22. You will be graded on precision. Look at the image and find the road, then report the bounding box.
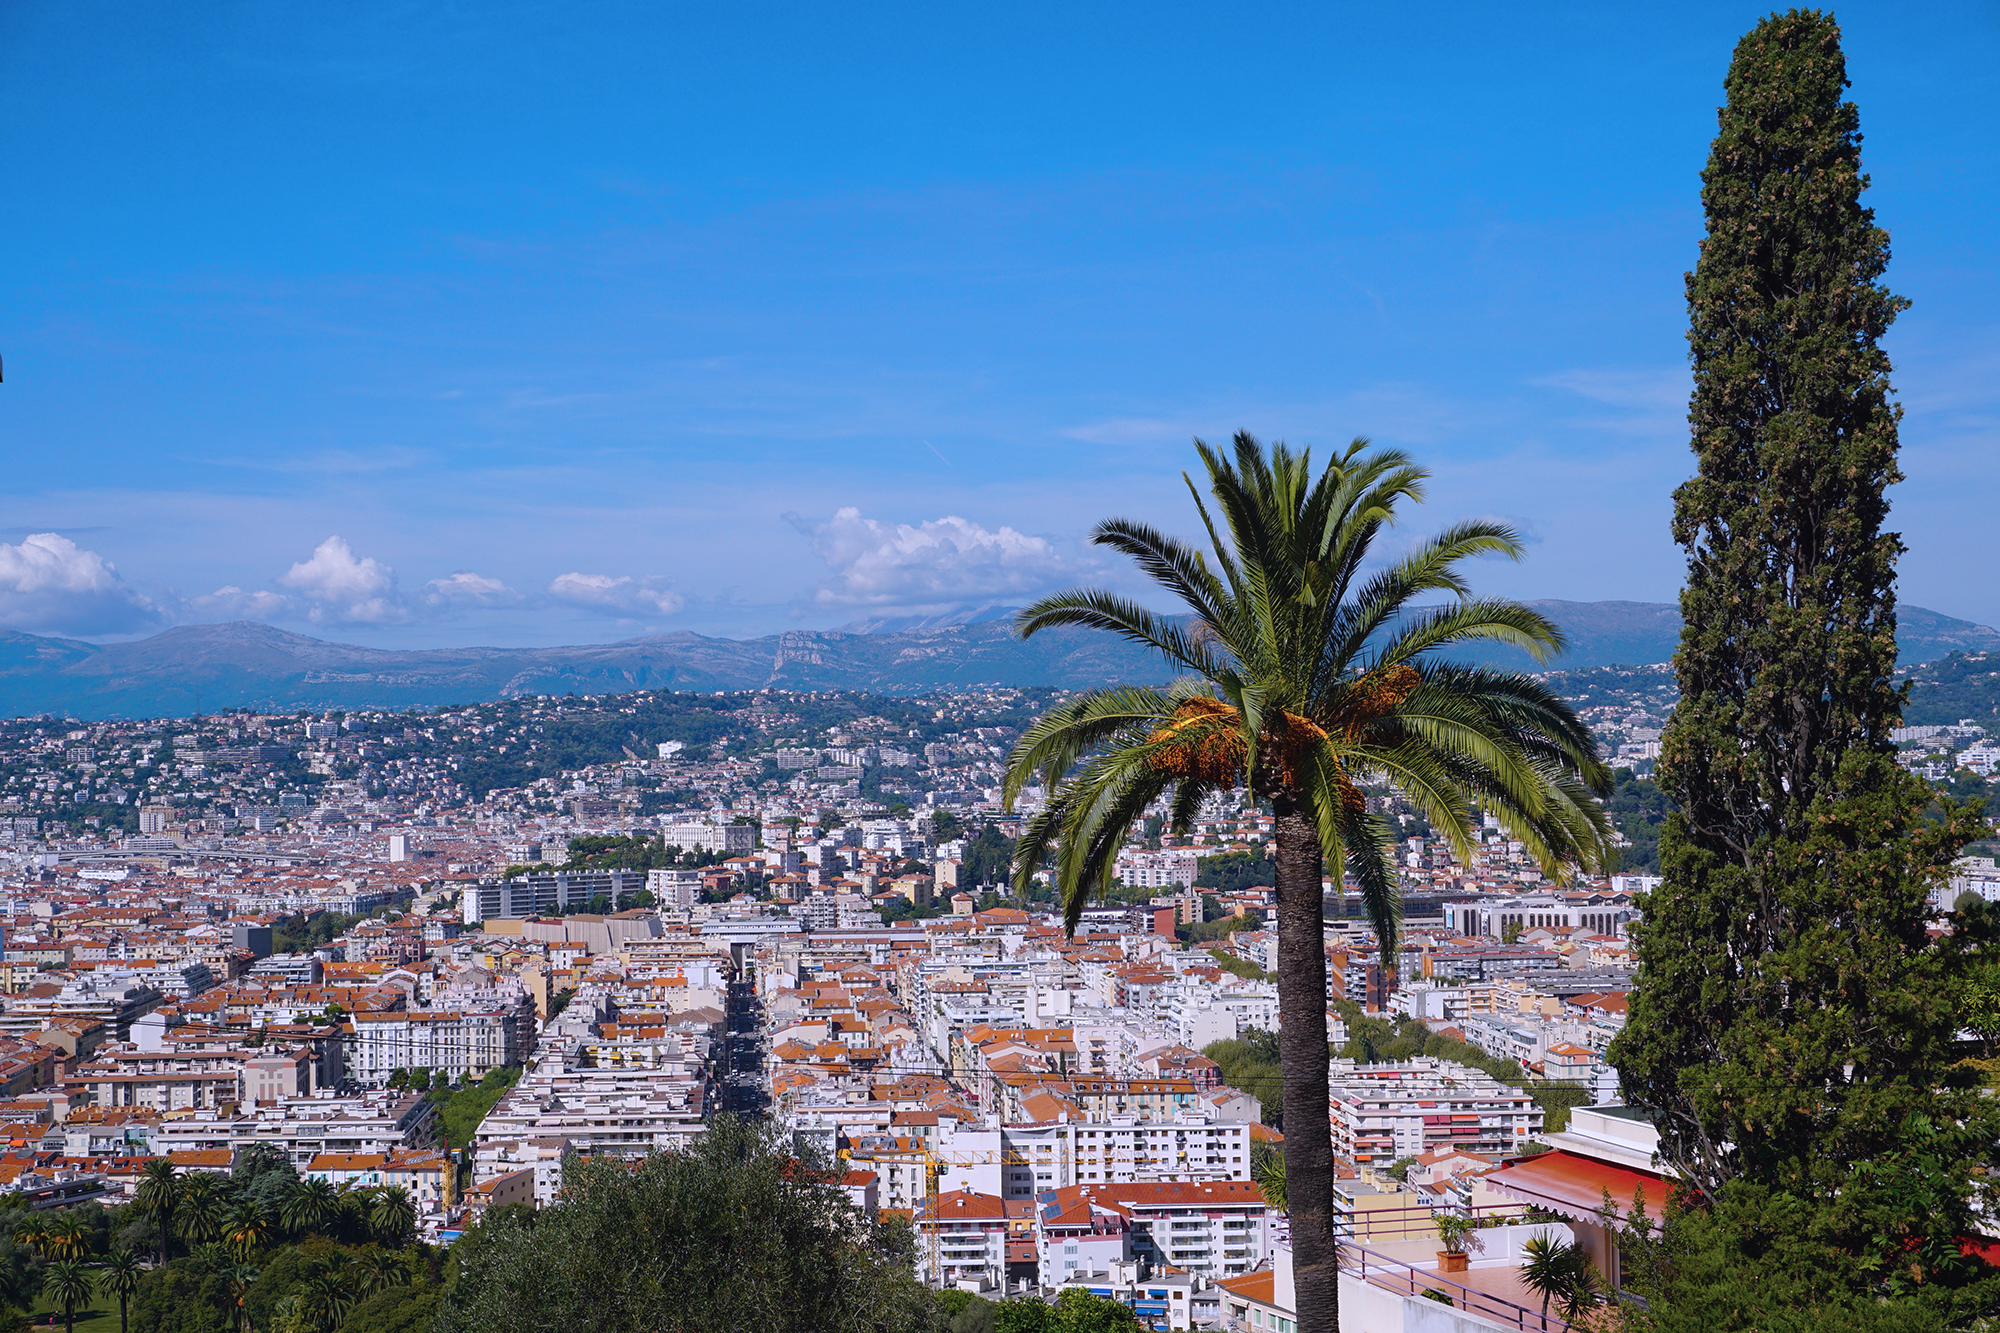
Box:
[713,970,768,1119]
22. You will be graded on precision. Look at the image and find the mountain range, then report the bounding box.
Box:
[1,600,1995,720]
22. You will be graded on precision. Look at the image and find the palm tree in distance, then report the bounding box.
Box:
[98,1250,141,1333]
[176,1173,226,1250]
[42,1258,94,1333]
[39,1215,83,1263]
[1005,434,1614,1333]
[370,1186,417,1249]
[224,1202,269,1263]
[226,1265,259,1333]
[281,1177,339,1238]
[135,1160,180,1266]
[360,1248,410,1298]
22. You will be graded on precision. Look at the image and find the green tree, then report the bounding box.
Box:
[370,1188,417,1249]
[225,1267,257,1333]
[303,1268,354,1333]
[42,1259,93,1333]
[1251,1144,1287,1213]
[99,1251,141,1333]
[1005,435,1613,1333]
[435,1115,938,1333]
[991,1290,1143,1333]
[175,1175,226,1250]
[358,1249,409,1298]
[280,1179,338,1239]
[135,1161,179,1266]
[1518,1232,1595,1329]
[222,1205,267,1263]
[336,1285,439,1333]
[1607,12,2000,1302]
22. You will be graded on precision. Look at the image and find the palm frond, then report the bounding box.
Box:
[1015,591,1228,678]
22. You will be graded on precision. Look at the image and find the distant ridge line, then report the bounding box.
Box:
[0,600,1993,720]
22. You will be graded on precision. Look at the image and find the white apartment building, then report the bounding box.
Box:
[349,1005,535,1086]
[461,870,647,923]
[1044,1180,1271,1279]
[472,1062,706,1160]
[995,1116,1253,1199]
[1442,891,1636,941]
[646,868,703,910]
[916,1189,1009,1289]
[660,820,757,855]
[148,1093,440,1168]
[1327,1058,1542,1170]
[1114,848,1199,890]
[1939,856,2000,912]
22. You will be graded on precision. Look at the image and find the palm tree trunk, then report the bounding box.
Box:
[1273,803,1339,1333]
[119,1296,127,1333]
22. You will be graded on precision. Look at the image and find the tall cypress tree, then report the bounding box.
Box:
[1610,7,1992,1255]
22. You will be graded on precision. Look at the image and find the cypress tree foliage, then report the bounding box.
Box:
[1609,6,1996,1273]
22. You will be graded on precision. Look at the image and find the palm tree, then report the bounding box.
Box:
[98,1250,141,1333]
[1005,435,1613,1333]
[42,1259,94,1333]
[12,1217,48,1261]
[224,1202,269,1262]
[369,1187,416,1249]
[303,1269,355,1333]
[1252,1144,1287,1213]
[135,1160,180,1265]
[225,1265,258,1333]
[280,1177,338,1238]
[1519,1232,1597,1330]
[44,1215,87,1263]
[175,1173,226,1249]
[358,1248,409,1298]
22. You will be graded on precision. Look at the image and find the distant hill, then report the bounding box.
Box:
[0,599,1993,720]
[1446,601,2000,674]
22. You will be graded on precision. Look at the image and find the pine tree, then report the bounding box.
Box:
[1609,7,1994,1271]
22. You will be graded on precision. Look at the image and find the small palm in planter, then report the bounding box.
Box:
[1434,1213,1479,1273]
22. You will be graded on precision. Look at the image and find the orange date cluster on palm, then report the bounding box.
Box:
[1144,666,1421,793]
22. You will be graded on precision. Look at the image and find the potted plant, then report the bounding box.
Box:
[1434,1213,1478,1273]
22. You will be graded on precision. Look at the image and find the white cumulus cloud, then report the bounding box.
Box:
[424,571,525,608]
[803,507,1072,610]
[0,533,164,636]
[190,586,293,620]
[276,536,413,624]
[547,572,685,617]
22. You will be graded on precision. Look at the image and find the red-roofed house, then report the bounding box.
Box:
[916,1188,1007,1289]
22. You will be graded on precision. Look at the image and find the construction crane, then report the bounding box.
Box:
[921,1146,1027,1288]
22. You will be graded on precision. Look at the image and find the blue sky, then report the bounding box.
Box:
[3,1,1996,648]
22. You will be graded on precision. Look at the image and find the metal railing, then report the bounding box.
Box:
[1338,1238,1575,1333]
[1335,1199,1526,1243]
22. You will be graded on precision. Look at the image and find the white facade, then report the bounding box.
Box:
[1327,1058,1542,1168]
[349,1006,534,1086]
[646,868,703,909]
[461,870,646,923]
[1114,848,1199,889]
[660,820,757,854]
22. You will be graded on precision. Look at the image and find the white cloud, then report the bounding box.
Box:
[803,506,1073,610]
[191,585,292,619]
[0,533,163,636]
[547,572,685,617]
[424,571,525,608]
[276,536,413,624]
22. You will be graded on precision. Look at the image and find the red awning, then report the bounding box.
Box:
[1486,1149,1668,1224]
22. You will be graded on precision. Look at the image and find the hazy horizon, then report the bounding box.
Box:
[4,2,1996,650]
